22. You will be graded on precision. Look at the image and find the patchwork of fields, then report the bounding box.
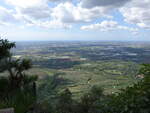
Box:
[11,41,150,100]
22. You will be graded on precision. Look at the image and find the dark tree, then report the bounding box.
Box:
[107,64,150,113]
[56,88,74,113]
[0,39,15,60]
[0,39,36,89]
[79,86,104,113]
[0,39,15,72]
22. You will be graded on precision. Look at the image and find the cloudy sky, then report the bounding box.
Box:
[0,0,150,41]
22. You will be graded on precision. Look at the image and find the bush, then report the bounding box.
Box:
[107,64,150,113]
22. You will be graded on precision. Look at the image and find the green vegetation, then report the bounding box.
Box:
[34,60,139,101]
[0,40,150,113]
[0,39,37,113]
[31,69,150,113]
[107,64,150,113]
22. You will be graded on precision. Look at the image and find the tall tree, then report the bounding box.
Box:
[0,39,35,89]
[0,39,15,59]
[0,39,15,72]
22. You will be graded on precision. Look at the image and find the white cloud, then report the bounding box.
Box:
[5,0,51,20]
[26,20,72,29]
[2,0,130,29]
[0,6,18,25]
[2,0,148,32]
[80,0,130,9]
[81,20,139,34]
[51,2,112,23]
[4,0,75,28]
[137,23,150,29]
[81,20,118,31]
[48,0,72,2]
[15,6,51,20]
[6,0,47,8]
[118,26,139,35]
[5,0,57,28]
[120,0,150,29]
[4,0,114,25]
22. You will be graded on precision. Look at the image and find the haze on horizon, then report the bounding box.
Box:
[0,0,150,41]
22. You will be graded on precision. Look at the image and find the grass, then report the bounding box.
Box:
[27,60,140,101]
[1,60,139,102]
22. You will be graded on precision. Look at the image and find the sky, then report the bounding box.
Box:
[0,0,150,41]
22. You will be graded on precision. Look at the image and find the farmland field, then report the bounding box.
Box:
[11,41,150,100]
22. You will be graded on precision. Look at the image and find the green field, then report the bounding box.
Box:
[26,60,140,101]
[12,41,149,101]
